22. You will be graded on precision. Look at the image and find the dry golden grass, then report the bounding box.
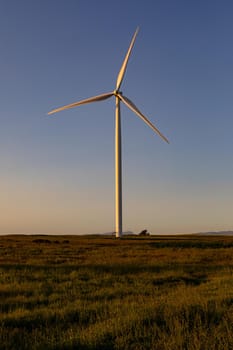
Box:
[0,234,233,349]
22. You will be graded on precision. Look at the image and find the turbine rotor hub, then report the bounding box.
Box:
[114,90,122,96]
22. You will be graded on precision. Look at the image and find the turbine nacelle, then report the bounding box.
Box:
[114,90,122,96]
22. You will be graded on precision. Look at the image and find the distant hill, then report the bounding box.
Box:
[195,231,233,236]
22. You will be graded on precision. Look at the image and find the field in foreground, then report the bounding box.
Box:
[0,234,233,350]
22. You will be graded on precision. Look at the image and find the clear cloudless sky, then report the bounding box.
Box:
[1,0,233,235]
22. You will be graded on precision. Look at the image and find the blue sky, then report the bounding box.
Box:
[1,0,233,234]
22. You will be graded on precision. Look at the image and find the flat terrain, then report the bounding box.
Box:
[0,234,233,349]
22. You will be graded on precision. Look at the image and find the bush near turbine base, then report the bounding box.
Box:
[0,234,233,349]
[139,229,150,236]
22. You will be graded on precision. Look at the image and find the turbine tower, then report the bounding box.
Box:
[48,28,169,238]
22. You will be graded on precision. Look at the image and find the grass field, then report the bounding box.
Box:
[0,234,233,349]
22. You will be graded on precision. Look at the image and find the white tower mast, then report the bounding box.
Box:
[115,95,122,237]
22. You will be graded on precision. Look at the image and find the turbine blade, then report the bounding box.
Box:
[48,92,114,115]
[116,27,139,91]
[118,94,169,143]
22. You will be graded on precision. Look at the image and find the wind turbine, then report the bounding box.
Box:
[48,28,169,238]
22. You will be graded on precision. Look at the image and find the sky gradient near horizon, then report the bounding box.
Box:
[1,0,233,235]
